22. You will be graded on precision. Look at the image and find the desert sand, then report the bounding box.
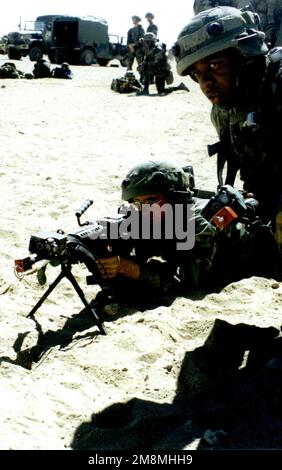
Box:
[0,56,281,453]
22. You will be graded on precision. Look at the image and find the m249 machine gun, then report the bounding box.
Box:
[14,200,131,336]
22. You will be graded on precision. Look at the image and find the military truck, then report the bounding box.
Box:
[6,30,45,60]
[5,16,63,61]
[46,15,128,66]
[0,35,8,54]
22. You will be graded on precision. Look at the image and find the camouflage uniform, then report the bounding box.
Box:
[251,0,281,47]
[145,12,158,37]
[95,160,278,311]
[236,1,282,46]
[107,161,275,300]
[125,211,216,295]
[175,6,282,226]
[111,73,143,93]
[52,63,73,79]
[0,62,31,79]
[210,56,282,223]
[95,214,216,306]
[126,18,145,70]
[115,161,217,297]
[33,59,52,78]
[146,22,158,36]
[193,1,236,15]
[139,33,172,94]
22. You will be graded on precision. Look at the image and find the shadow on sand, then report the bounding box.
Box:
[70,319,282,450]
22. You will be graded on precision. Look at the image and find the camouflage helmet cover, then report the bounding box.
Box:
[121,160,192,201]
[143,32,157,42]
[132,15,141,22]
[2,62,16,69]
[125,71,135,78]
[175,6,268,76]
[145,12,154,19]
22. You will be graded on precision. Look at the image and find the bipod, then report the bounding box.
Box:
[27,262,106,335]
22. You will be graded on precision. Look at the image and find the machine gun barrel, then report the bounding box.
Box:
[13,199,118,335]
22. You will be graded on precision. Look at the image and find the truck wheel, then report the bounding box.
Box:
[8,48,21,60]
[47,51,56,64]
[80,49,95,65]
[29,46,43,61]
[55,51,65,65]
[97,58,110,66]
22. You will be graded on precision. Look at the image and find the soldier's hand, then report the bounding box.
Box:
[128,44,135,53]
[119,257,140,280]
[97,256,140,280]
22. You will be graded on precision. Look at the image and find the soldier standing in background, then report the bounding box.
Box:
[145,12,158,37]
[126,16,145,71]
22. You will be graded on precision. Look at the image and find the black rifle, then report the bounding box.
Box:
[15,200,131,336]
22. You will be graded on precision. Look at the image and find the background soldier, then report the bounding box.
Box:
[111,71,143,93]
[52,62,73,79]
[145,12,158,37]
[126,15,145,70]
[137,33,189,95]
[32,59,52,78]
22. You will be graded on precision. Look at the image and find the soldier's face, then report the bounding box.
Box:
[132,194,169,222]
[190,51,236,106]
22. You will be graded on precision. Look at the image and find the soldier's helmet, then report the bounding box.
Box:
[121,160,192,201]
[145,12,154,19]
[125,71,136,79]
[173,6,268,76]
[132,15,141,22]
[2,62,16,69]
[61,62,70,69]
[143,32,157,42]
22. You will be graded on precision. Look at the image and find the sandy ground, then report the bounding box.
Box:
[0,56,281,452]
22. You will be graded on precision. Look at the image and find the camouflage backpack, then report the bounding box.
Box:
[0,62,20,79]
[111,77,133,93]
[33,59,52,78]
[52,63,73,79]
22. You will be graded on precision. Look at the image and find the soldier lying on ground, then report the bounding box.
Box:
[52,62,73,79]
[111,71,143,93]
[33,59,73,79]
[93,160,279,315]
[0,62,33,79]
